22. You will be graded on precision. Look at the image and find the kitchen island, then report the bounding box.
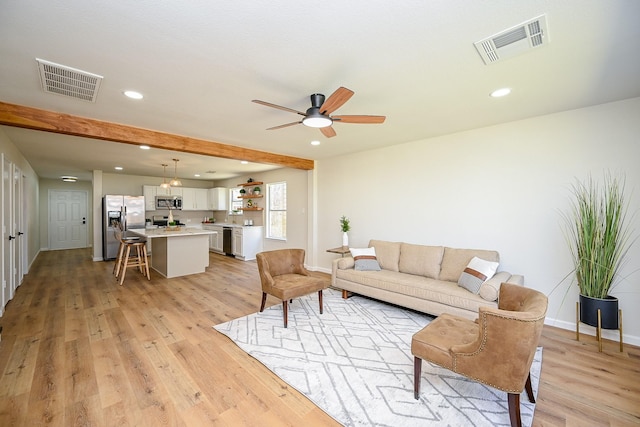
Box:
[129,227,217,278]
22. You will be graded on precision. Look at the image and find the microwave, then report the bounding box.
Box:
[156,195,183,210]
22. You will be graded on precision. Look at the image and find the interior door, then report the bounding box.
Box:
[49,190,88,250]
[1,154,13,314]
[13,166,24,293]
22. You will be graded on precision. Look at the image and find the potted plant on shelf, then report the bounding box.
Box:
[239,188,246,197]
[562,172,635,330]
[253,186,261,195]
[340,215,351,247]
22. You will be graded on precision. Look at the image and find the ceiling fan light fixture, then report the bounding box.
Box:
[302,113,332,128]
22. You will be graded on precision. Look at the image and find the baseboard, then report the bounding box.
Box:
[545,316,639,347]
[93,256,104,262]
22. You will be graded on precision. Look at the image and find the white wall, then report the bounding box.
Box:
[219,168,310,253]
[315,97,640,344]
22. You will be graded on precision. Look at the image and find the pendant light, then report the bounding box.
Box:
[169,158,182,187]
[160,164,170,189]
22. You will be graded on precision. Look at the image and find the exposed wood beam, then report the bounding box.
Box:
[0,101,314,170]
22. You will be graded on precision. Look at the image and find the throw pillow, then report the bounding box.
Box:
[350,247,381,271]
[458,256,499,294]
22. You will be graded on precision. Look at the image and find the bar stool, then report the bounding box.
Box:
[114,230,150,285]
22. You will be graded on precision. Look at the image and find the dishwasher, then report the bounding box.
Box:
[223,227,233,255]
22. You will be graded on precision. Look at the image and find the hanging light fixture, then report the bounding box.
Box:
[160,164,170,189]
[169,158,182,187]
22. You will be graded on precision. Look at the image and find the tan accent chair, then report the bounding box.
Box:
[411,282,547,427]
[256,249,329,328]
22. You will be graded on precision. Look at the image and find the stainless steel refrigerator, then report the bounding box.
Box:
[102,195,145,260]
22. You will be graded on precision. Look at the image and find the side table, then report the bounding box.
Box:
[326,246,351,257]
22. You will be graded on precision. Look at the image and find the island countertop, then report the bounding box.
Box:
[128,227,217,278]
[130,227,217,238]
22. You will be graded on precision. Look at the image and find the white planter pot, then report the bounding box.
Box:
[342,232,349,247]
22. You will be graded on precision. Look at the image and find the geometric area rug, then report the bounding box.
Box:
[214,288,542,427]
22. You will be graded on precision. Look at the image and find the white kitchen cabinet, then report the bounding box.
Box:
[195,188,208,210]
[233,226,263,261]
[181,187,195,210]
[170,187,183,197]
[207,187,227,211]
[203,225,224,253]
[143,185,157,211]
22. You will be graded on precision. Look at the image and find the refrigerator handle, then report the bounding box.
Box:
[121,206,127,231]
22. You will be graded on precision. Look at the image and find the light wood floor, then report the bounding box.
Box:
[0,249,638,426]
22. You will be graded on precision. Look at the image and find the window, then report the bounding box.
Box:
[267,181,286,240]
[230,188,242,213]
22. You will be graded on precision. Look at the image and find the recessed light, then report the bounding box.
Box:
[114,166,123,171]
[310,140,321,146]
[124,90,143,99]
[139,145,150,150]
[194,174,200,177]
[60,175,77,182]
[240,160,249,164]
[490,88,511,98]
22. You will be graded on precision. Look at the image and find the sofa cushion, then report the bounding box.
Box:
[369,240,401,272]
[350,247,381,271]
[399,243,444,279]
[439,247,500,282]
[336,268,497,313]
[457,256,499,294]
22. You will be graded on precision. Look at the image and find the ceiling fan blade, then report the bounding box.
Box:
[319,87,354,115]
[332,115,386,124]
[252,100,305,116]
[267,121,301,130]
[320,126,337,138]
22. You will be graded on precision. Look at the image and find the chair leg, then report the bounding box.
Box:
[524,372,535,403]
[414,356,422,400]
[141,244,150,280]
[282,300,288,328]
[318,290,323,314]
[119,245,131,286]
[260,293,267,312]
[508,393,522,427]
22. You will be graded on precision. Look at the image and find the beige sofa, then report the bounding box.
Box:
[331,239,524,320]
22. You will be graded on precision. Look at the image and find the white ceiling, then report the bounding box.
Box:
[1,1,639,182]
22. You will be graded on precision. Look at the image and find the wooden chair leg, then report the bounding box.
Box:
[142,244,150,280]
[318,290,323,314]
[414,356,422,400]
[342,289,348,299]
[282,300,288,328]
[524,372,535,403]
[119,245,131,286]
[508,393,522,427]
[260,293,267,312]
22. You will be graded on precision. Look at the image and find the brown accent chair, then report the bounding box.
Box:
[256,249,329,328]
[411,282,547,427]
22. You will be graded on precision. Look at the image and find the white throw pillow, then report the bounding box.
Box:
[458,256,499,294]
[349,247,381,271]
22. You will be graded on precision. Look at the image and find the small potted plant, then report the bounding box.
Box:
[340,215,351,247]
[239,188,246,197]
[253,186,261,195]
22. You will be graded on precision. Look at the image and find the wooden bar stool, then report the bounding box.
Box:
[114,230,150,285]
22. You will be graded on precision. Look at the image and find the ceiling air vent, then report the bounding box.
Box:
[36,58,103,102]
[474,15,549,65]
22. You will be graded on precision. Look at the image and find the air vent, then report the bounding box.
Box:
[36,58,103,102]
[474,15,549,65]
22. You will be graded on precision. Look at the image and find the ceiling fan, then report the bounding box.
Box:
[252,87,385,138]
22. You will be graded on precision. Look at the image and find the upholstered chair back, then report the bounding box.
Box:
[451,282,548,393]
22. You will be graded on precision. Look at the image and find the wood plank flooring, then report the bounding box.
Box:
[0,249,638,426]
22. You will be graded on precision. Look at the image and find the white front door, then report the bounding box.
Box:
[49,190,88,250]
